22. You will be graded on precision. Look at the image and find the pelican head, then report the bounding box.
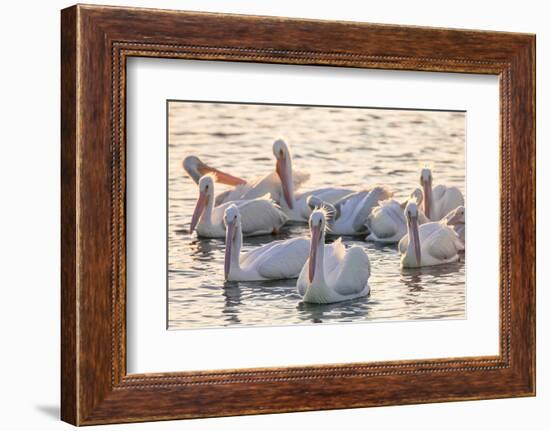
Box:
[306,195,337,224]
[183,156,205,183]
[405,201,422,266]
[400,187,423,209]
[445,205,465,226]
[308,209,327,282]
[190,175,214,233]
[306,195,323,211]
[410,188,424,205]
[273,138,294,209]
[419,168,433,219]
[223,205,241,280]
[183,155,246,186]
[223,204,240,227]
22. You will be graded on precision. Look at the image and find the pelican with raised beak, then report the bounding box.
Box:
[419,167,464,221]
[399,201,464,268]
[223,205,309,281]
[190,175,287,238]
[296,209,371,304]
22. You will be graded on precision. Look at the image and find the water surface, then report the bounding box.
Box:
[168,101,465,329]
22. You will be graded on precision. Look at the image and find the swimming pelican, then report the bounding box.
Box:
[224,138,351,220]
[296,209,371,304]
[223,205,309,281]
[443,205,465,244]
[189,175,287,238]
[366,189,429,244]
[183,155,247,187]
[420,168,464,220]
[398,201,464,268]
[282,186,355,222]
[184,139,311,207]
[272,139,355,221]
[185,139,352,217]
[306,186,392,235]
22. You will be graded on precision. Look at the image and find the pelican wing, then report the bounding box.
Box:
[366,199,404,240]
[433,185,464,220]
[238,197,288,234]
[398,236,413,255]
[433,184,464,204]
[241,172,279,198]
[317,187,356,203]
[212,197,277,227]
[333,191,369,225]
[255,238,310,279]
[293,170,310,190]
[216,171,285,205]
[398,222,442,254]
[329,197,360,231]
[423,225,464,260]
[333,246,371,296]
[432,184,448,202]
[239,241,281,268]
[215,183,253,205]
[323,238,347,277]
[296,261,309,296]
[333,190,370,210]
[350,186,393,231]
[297,187,355,204]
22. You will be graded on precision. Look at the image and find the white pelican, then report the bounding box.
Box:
[296,210,371,304]
[189,175,287,238]
[399,201,464,268]
[185,139,352,218]
[443,205,465,244]
[306,186,392,235]
[223,205,309,281]
[420,168,464,221]
[272,139,355,221]
[366,189,429,244]
[183,155,247,187]
[184,139,311,207]
[219,138,351,220]
[282,186,355,222]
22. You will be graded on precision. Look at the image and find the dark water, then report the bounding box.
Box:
[168,102,465,329]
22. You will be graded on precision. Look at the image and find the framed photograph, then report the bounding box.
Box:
[61,4,535,425]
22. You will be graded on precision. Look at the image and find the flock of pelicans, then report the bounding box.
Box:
[183,138,465,305]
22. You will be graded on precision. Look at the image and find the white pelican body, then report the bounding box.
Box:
[215,170,310,207]
[399,202,464,268]
[190,175,287,238]
[271,138,355,221]
[297,210,371,304]
[281,187,355,222]
[185,139,352,219]
[223,206,309,281]
[366,189,428,243]
[308,186,392,235]
[443,205,465,244]
[420,168,464,221]
[183,154,310,206]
